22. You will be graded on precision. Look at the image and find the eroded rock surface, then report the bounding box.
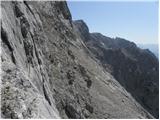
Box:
[1,1,157,119]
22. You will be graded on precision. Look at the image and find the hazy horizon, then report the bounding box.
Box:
[68,1,158,45]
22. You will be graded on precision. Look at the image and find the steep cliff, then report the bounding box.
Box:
[1,1,157,119]
[74,20,159,118]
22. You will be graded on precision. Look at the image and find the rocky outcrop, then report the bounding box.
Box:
[1,1,157,119]
[74,20,159,118]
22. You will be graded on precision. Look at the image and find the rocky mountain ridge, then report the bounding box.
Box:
[137,44,159,58]
[74,20,159,118]
[1,1,158,119]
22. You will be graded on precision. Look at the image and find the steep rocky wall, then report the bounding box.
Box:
[1,1,155,119]
[1,1,61,118]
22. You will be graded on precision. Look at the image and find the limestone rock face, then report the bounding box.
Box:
[1,1,157,119]
[74,20,159,118]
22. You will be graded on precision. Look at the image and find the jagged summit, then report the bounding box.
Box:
[73,20,90,41]
[74,20,89,30]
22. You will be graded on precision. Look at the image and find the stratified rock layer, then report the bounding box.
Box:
[1,1,157,119]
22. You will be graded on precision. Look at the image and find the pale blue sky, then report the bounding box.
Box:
[67,1,158,44]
